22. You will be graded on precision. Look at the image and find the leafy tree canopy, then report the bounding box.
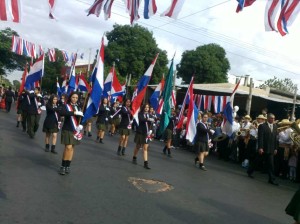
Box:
[105,24,168,85]
[176,43,230,84]
[259,76,297,93]
[0,28,28,77]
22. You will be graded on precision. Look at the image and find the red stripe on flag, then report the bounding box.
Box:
[11,0,20,22]
[0,0,8,21]
[165,0,178,17]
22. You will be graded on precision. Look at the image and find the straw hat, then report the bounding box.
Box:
[244,115,251,120]
[278,119,292,126]
[256,114,267,120]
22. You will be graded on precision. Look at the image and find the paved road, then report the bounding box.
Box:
[0,105,298,224]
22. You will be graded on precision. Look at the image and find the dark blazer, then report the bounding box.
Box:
[194,122,211,143]
[60,104,82,132]
[27,93,44,115]
[96,104,110,124]
[136,112,152,135]
[43,104,61,129]
[118,106,132,128]
[258,122,278,154]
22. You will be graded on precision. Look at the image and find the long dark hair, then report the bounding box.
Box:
[67,92,79,104]
[47,94,58,106]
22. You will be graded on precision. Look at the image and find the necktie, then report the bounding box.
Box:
[269,124,273,132]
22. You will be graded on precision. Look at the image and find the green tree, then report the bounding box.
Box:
[176,43,230,84]
[42,49,67,94]
[0,28,28,77]
[13,80,21,90]
[259,76,297,93]
[105,24,168,85]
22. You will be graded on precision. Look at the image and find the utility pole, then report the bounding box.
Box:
[291,85,297,121]
[246,77,253,115]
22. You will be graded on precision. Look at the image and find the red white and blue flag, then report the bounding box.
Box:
[144,0,157,19]
[277,0,300,36]
[131,53,159,124]
[48,48,56,62]
[150,78,164,111]
[49,0,56,19]
[78,74,91,93]
[86,0,105,17]
[103,68,113,99]
[61,75,68,94]
[185,77,198,143]
[0,0,21,22]
[236,0,256,13]
[57,78,62,97]
[176,76,193,130]
[161,0,186,19]
[213,95,230,113]
[61,50,69,62]
[25,54,44,90]
[68,66,76,94]
[83,37,105,123]
[265,0,280,31]
[104,0,114,20]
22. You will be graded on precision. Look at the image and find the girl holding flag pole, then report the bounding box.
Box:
[59,92,83,175]
[132,103,155,169]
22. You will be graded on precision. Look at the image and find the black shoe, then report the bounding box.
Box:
[59,167,66,175]
[117,146,121,156]
[247,171,254,178]
[163,148,166,155]
[132,157,137,165]
[51,149,58,154]
[144,161,151,170]
[268,180,279,186]
[65,167,70,174]
[194,158,199,165]
[200,166,207,171]
[121,148,126,156]
[88,133,92,137]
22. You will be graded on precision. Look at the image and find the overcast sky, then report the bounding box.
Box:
[1,0,300,89]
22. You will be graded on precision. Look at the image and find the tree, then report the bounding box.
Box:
[176,43,230,84]
[42,49,67,94]
[0,28,28,77]
[105,24,168,85]
[259,76,297,93]
[13,80,21,90]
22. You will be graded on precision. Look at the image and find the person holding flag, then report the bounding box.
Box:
[116,99,132,156]
[95,98,110,144]
[194,113,214,171]
[59,92,84,175]
[162,108,177,157]
[132,103,155,169]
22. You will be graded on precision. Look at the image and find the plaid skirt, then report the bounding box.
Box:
[119,128,130,136]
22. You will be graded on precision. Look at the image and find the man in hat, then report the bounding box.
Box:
[27,87,44,138]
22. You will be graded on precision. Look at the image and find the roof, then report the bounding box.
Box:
[178,83,300,105]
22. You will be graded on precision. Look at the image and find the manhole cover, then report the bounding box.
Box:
[128,177,174,193]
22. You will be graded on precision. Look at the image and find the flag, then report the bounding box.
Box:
[34,80,40,88]
[236,0,256,13]
[0,0,21,22]
[149,78,164,111]
[277,0,300,36]
[103,68,113,98]
[158,58,174,136]
[129,0,141,24]
[176,77,193,130]
[171,90,176,108]
[68,66,76,94]
[185,77,198,143]
[11,35,23,56]
[265,0,280,31]
[213,95,230,113]
[86,0,105,17]
[57,78,62,97]
[161,0,185,19]
[61,50,69,62]
[78,75,91,93]
[104,0,114,20]
[19,64,28,94]
[48,48,56,62]
[61,75,68,94]
[49,0,56,19]
[144,0,157,19]
[222,79,241,136]
[131,53,159,124]
[82,37,105,123]
[25,54,44,90]
[110,68,124,102]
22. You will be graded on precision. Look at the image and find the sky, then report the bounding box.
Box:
[1,0,300,89]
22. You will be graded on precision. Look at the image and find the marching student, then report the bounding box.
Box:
[116,99,132,156]
[162,108,177,157]
[27,87,44,139]
[132,103,154,169]
[109,100,121,136]
[96,97,110,144]
[59,92,83,175]
[42,94,61,154]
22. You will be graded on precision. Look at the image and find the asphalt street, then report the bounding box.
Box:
[0,105,298,224]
